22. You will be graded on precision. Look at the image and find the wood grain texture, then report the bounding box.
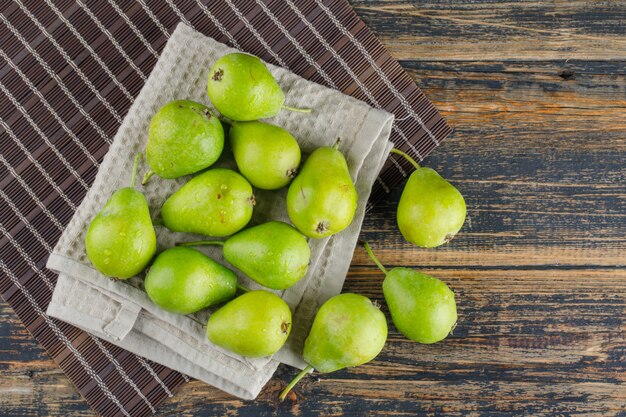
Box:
[357,1,626,61]
[1,1,625,416]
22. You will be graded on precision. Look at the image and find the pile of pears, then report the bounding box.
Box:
[85,52,468,402]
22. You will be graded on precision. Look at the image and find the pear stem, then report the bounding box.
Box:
[390,148,420,170]
[130,153,142,188]
[142,170,155,185]
[236,283,251,293]
[363,242,388,274]
[283,105,311,113]
[332,137,341,150]
[176,240,225,247]
[279,365,313,402]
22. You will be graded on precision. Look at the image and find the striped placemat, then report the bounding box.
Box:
[0,1,451,416]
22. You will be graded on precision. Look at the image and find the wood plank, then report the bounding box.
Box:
[352,1,626,61]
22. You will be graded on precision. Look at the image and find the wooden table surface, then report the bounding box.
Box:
[2,1,625,416]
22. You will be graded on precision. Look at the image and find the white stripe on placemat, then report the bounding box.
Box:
[0,82,90,191]
[193,0,241,49]
[163,0,239,49]
[0,190,54,255]
[222,0,286,67]
[136,356,174,397]
[74,0,148,81]
[0,49,100,167]
[0,120,78,211]
[376,177,391,193]
[0,259,132,417]
[164,0,193,29]
[315,0,440,146]
[0,14,112,144]
[41,0,135,103]
[0,156,65,230]
[137,0,170,39]
[282,0,422,163]
[391,155,409,177]
[0,222,56,291]
[106,0,160,59]
[255,1,335,87]
[90,336,157,414]
[13,0,124,123]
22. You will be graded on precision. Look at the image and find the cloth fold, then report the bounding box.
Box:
[46,23,393,400]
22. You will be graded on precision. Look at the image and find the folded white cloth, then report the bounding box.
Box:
[46,23,393,400]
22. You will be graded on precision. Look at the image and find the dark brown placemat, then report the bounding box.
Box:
[0,0,451,416]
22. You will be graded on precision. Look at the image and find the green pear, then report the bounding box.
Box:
[286,142,358,238]
[144,100,224,182]
[279,293,387,401]
[392,148,466,248]
[161,168,254,237]
[207,52,309,121]
[229,121,301,190]
[85,154,156,279]
[144,246,237,314]
[179,221,310,290]
[364,242,457,344]
[207,290,292,357]
[223,221,310,289]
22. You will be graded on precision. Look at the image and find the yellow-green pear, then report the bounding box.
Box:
[229,121,301,190]
[207,53,310,121]
[144,247,237,315]
[144,100,224,182]
[286,142,358,238]
[279,293,387,401]
[161,168,254,237]
[392,148,466,248]
[85,154,156,279]
[179,221,310,290]
[207,290,292,357]
[364,242,457,344]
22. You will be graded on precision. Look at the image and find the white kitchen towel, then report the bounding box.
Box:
[46,23,393,400]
